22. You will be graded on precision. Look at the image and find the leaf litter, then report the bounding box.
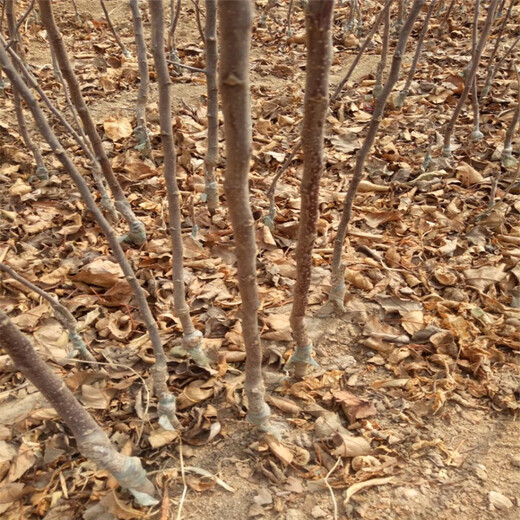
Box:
[0,0,519,519]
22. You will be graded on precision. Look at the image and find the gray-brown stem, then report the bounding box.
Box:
[6,0,48,179]
[328,0,426,312]
[148,0,209,366]
[218,0,271,431]
[443,0,499,155]
[203,0,219,215]
[0,311,156,503]
[288,0,334,379]
[130,0,152,159]
[38,0,146,245]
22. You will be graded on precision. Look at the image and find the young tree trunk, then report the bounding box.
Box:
[130,0,153,159]
[0,263,95,363]
[38,0,146,246]
[148,0,209,366]
[288,0,334,379]
[396,0,437,107]
[327,0,426,313]
[0,41,179,430]
[100,0,131,58]
[443,0,499,155]
[218,0,271,431]
[6,0,48,180]
[373,2,390,98]
[0,311,157,505]
[203,0,219,216]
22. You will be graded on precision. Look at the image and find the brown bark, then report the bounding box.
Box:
[0,263,95,363]
[288,0,334,379]
[443,0,499,155]
[148,0,209,365]
[38,0,146,245]
[218,0,271,431]
[203,0,219,215]
[373,1,390,98]
[130,0,152,159]
[0,311,157,503]
[6,0,48,179]
[0,42,179,430]
[328,0,426,313]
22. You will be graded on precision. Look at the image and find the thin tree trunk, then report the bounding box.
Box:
[38,0,146,245]
[0,41,179,430]
[373,2,390,98]
[218,0,271,431]
[100,0,131,57]
[443,0,499,156]
[130,0,153,159]
[203,0,219,215]
[502,67,520,168]
[6,0,48,180]
[0,263,95,363]
[288,0,334,379]
[470,0,483,140]
[327,0,426,313]
[0,311,157,504]
[148,0,209,365]
[396,0,437,107]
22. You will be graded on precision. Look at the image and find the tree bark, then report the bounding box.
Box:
[203,0,219,215]
[0,311,157,504]
[218,0,271,431]
[38,0,146,245]
[288,0,334,378]
[148,0,209,366]
[328,0,426,313]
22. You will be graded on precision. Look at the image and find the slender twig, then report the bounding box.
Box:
[203,0,219,215]
[396,0,438,106]
[6,41,117,219]
[373,1,390,98]
[99,0,131,57]
[149,0,209,366]
[443,0,499,156]
[501,66,520,168]
[5,0,48,179]
[470,0,483,140]
[327,0,427,313]
[130,0,153,159]
[38,0,146,245]
[0,263,95,363]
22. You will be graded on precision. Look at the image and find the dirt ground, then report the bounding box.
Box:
[0,1,519,519]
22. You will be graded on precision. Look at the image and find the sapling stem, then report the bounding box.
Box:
[266,0,393,228]
[148,0,209,366]
[203,0,219,215]
[0,263,95,363]
[501,67,520,168]
[167,0,181,66]
[6,0,48,180]
[470,0,483,140]
[327,0,426,313]
[218,0,272,432]
[288,0,334,379]
[0,42,180,431]
[373,2,390,98]
[0,311,157,505]
[396,0,437,107]
[442,0,499,156]
[38,0,147,245]
[130,0,153,160]
[99,0,131,58]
